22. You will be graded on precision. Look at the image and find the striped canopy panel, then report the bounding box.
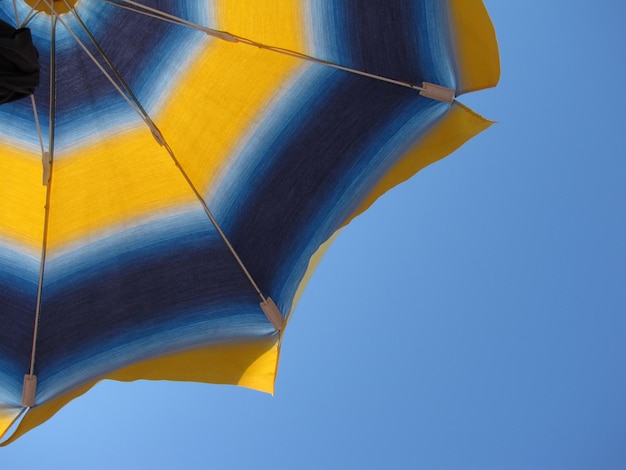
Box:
[0,0,499,442]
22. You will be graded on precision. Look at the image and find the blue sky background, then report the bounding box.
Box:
[2,1,625,468]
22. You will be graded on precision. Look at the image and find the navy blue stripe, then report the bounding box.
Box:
[0,279,36,381]
[34,229,262,377]
[223,70,441,313]
[341,0,423,83]
[309,0,454,88]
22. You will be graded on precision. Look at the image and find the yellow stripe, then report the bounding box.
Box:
[1,336,278,445]
[216,0,304,51]
[156,40,303,195]
[0,146,45,250]
[45,129,195,250]
[448,0,500,94]
[107,336,278,392]
[155,0,307,194]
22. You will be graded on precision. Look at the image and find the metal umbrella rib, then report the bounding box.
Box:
[22,10,56,409]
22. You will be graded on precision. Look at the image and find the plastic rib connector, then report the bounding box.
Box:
[21,375,37,408]
[419,82,455,103]
[260,297,284,331]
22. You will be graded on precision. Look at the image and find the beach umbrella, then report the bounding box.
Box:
[0,0,499,443]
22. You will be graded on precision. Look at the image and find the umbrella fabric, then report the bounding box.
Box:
[0,0,499,443]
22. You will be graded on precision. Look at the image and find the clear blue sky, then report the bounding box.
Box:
[2,1,625,468]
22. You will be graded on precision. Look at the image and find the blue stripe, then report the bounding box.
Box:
[306,0,455,88]
[44,208,214,293]
[0,366,23,405]
[0,1,211,152]
[212,65,449,317]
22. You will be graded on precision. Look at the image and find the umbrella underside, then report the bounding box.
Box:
[0,0,499,443]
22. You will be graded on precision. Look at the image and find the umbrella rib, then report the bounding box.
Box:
[11,0,19,25]
[23,13,57,409]
[96,0,454,102]
[29,96,45,160]
[100,1,192,28]
[48,13,56,168]
[160,140,284,330]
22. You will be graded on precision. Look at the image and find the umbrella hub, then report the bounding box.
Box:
[22,0,78,15]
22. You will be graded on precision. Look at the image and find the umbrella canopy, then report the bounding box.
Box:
[0,0,499,443]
